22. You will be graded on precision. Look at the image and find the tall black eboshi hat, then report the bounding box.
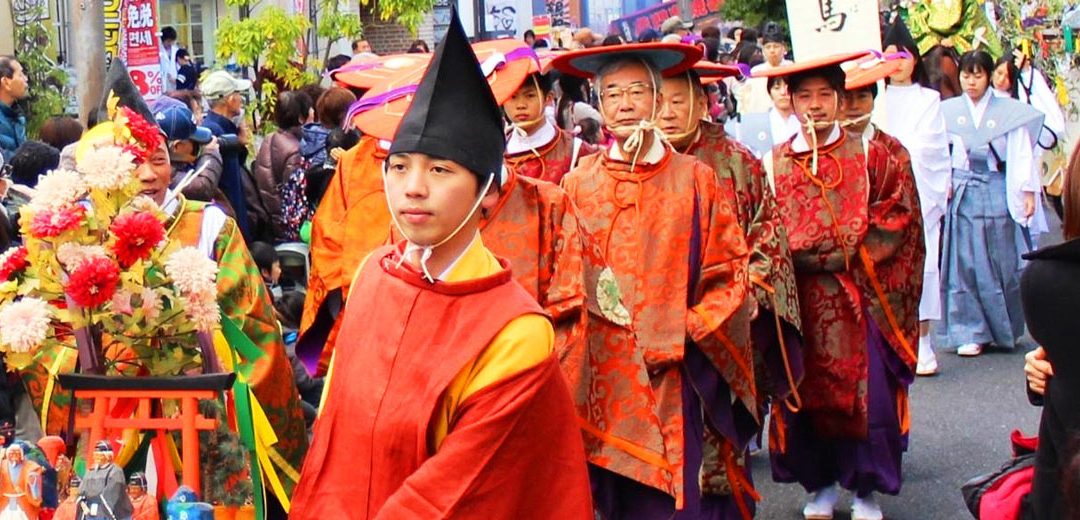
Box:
[386,8,504,183]
[96,60,156,128]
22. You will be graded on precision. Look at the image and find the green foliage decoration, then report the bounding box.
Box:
[720,0,789,32]
[9,3,69,138]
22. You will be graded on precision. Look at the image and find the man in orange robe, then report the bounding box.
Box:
[554,44,758,519]
[290,15,592,517]
[126,473,159,520]
[299,134,391,373]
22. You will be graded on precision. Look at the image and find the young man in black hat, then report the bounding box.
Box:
[290,12,591,519]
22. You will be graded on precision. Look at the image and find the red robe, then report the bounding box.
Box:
[290,246,592,519]
[771,129,923,439]
[504,127,595,184]
[562,147,755,505]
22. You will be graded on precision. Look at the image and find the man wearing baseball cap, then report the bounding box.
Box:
[154,103,230,210]
[200,70,253,239]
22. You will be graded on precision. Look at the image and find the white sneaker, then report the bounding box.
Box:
[852,494,884,520]
[916,335,938,376]
[956,343,984,357]
[803,484,839,520]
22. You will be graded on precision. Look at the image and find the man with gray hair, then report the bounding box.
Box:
[554,43,759,519]
[0,56,28,162]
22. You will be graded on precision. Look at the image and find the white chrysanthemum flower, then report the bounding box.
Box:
[76,145,137,191]
[27,169,86,212]
[56,243,109,271]
[184,293,220,333]
[0,297,53,353]
[164,247,218,296]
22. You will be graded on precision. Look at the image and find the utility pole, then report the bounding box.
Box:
[70,0,105,126]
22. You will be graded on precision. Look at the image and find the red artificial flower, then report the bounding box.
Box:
[119,106,164,164]
[0,247,29,281]
[29,206,85,238]
[109,211,166,267]
[65,257,120,308]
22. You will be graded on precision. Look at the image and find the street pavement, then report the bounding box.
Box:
[750,203,1061,520]
[751,345,1041,520]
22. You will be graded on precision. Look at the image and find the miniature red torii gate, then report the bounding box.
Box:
[58,373,236,493]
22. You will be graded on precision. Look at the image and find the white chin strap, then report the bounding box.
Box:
[383,168,497,283]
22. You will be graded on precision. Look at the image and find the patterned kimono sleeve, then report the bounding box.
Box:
[212,217,308,491]
[685,163,756,414]
[544,189,588,360]
[863,141,921,264]
[737,147,779,288]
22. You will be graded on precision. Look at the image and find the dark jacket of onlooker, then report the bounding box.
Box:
[252,127,303,243]
[1021,238,1080,520]
[171,148,237,219]
[0,102,26,161]
[201,111,253,239]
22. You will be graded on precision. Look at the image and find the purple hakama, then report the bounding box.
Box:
[769,316,913,497]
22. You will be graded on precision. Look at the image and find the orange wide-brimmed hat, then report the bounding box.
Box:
[844,52,907,90]
[330,53,432,91]
[551,42,702,79]
[685,60,741,79]
[752,50,872,79]
[347,38,538,140]
[535,49,566,74]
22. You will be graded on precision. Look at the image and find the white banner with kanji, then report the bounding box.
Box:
[119,0,164,101]
[786,0,881,60]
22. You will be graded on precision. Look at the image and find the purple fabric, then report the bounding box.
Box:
[344,84,420,128]
[590,360,755,519]
[769,316,907,497]
[686,340,760,450]
[751,310,804,402]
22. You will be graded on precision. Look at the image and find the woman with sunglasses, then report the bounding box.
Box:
[874,19,952,376]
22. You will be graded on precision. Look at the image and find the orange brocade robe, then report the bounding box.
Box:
[562,147,755,504]
[298,153,589,376]
[0,460,42,518]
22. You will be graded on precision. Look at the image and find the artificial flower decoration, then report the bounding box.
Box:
[0,97,221,374]
[110,211,166,268]
[0,246,28,282]
[65,257,121,308]
[111,105,164,164]
[29,206,86,238]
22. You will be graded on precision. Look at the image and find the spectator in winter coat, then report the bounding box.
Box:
[252,90,312,243]
[200,70,254,239]
[0,57,28,162]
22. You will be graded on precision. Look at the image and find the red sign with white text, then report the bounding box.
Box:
[119,0,164,101]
